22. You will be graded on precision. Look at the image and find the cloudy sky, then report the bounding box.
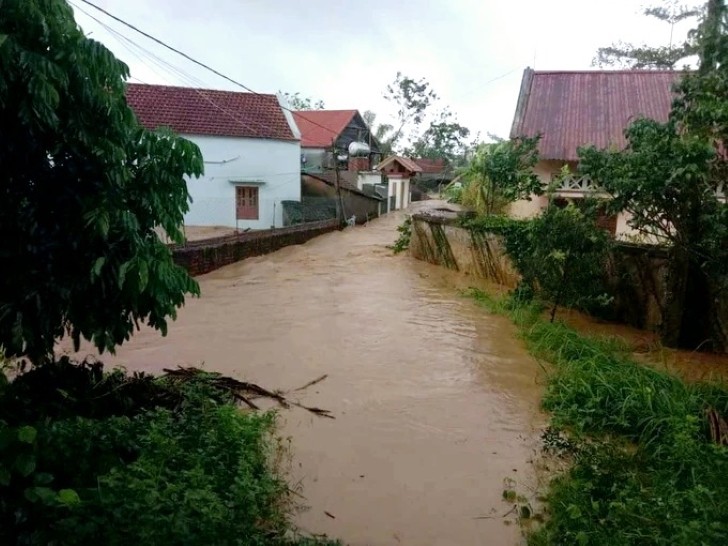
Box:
[70,0,695,141]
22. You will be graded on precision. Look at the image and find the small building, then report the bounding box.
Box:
[126,83,301,230]
[509,68,681,238]
[292,109,381,173]
[413,158,454,194]
[375,156,423,211]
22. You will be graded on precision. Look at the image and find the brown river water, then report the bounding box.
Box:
[66,208,545,546]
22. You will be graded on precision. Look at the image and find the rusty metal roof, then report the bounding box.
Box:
[510,68,683,161]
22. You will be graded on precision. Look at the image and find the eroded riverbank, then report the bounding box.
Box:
[66,209,545,545]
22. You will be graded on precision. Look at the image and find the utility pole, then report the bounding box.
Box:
[332,139,345,225]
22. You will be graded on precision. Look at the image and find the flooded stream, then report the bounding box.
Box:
[68,208,544,545]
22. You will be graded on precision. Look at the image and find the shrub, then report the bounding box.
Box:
[0,361,309,546]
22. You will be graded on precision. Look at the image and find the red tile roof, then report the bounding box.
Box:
[413,158,447,173]
[292,110,357,148]
[125,83,296,141]
[510,69,683,161]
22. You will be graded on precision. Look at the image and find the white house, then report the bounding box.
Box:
[126,83,301,230]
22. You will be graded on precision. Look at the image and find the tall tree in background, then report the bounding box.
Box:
[580,0,728,351]
[362,110,395,155]
[594,1,703,68]
[384,72,439,150]
[380,73,471,162]
[0,0,203,363]
[408,108,471,163]
[280,91,325,110]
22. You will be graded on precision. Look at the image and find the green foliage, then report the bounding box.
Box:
[0,360,310,545]
[280,91,325,110]
[580,1,728,351]
[389,216,412,254]
[593,1,702,68]
[0,0,204,363]
[460,137,542,215]
[467,288,728,546]
[382,72,471,161]
[408,108,471,163]
[463,206,612,320]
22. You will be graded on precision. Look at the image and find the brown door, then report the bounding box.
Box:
[236,186,259,220]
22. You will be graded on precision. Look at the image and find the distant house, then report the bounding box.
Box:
[509,68,682,237]
[412,158,454,194]
[292,109,381,173]
[126,83,301,230]
[375,155,423,212]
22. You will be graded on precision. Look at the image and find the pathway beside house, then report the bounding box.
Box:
[65,205,543,546]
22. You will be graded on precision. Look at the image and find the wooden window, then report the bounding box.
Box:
[235,186,259,220]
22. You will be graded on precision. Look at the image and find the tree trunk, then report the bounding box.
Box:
[661,247,690,348]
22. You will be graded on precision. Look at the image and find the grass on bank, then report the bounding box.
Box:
[468,288,728,546]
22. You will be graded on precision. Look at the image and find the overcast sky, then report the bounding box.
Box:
[70,0,695,141]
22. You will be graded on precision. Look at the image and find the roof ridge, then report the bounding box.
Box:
[126,82,277,99]
[533,69,686,75]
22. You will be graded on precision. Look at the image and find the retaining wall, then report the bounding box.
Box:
[409,212,684,335]
[172,219,340,276]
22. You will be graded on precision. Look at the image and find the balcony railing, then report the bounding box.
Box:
[553,176,726,201]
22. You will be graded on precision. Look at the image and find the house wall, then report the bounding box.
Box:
[183,134,300,229]
[387,177,411,211]
[302,147,327,172]
[509,159,638,239]
[357,171,382,191]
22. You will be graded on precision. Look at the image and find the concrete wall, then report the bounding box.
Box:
[172,219,340,276]
[409,213,520,287]
[388,177,411,211]
[301,176,381,224]
[183,134,301,229]
[409,212,727,349]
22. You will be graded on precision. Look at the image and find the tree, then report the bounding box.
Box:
[580,0,728,351]
[408,108,471,163]
[362,109,395,156]
[0,0,204,363]
[461,137,542,215]
[594,1,703,68]
[383,72,439,150]
[279,91,325,110]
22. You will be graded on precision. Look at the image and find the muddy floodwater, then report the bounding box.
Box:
[68,208,545,546]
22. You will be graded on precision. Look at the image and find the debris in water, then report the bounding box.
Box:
[324,511,336,519]
[162,366,334,418]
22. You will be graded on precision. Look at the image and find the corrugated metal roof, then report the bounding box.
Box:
[126,83,296,141]
[292,110,358,148]
[510,69,683,161]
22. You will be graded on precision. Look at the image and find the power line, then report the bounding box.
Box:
[76,0,341,139]
[70,1,283,138]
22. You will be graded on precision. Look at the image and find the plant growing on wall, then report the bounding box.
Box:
[507,204,613,321]
[580,0,728,351]
[0,0,204,363]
